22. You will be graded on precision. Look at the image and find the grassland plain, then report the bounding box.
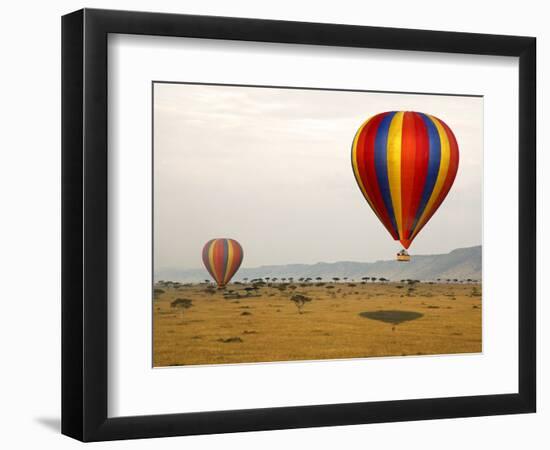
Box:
[153,281,482,367]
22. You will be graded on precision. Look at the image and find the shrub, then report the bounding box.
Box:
[217,337,243,343]
[170,298,193,315]
[471,286,482,297]
[290,293,312,314]
[171,298,192,308]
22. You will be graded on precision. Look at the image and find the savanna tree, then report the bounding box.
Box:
[170,298,193,317]
[290,293,312,314]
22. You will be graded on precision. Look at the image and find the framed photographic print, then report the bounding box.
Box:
[62,8,536,441]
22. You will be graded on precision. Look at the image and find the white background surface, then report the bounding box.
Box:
[109,35,517,417]
[0,0,546,448]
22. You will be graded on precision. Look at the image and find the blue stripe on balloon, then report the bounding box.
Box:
[410,114,441,232]
[374,111,398,235]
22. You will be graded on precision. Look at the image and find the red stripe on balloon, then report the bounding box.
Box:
[225,240,234,283]
[355,112,399,240]
[227,240,243,282]
[400,112,417,240]
[213,240,225,285]
[409,119,459,240]
[436,119,460,205]
[236,240,244,271]
[404,112,430,240]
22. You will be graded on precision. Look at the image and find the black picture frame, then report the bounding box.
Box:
[62,8,536,442]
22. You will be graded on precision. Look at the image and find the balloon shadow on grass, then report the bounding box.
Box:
[359,310,423,325]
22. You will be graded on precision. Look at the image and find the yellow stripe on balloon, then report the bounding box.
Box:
[223,240,234,285]
[410,116,450,239]
[386,111,404,239]
[208,239,217,281]
[351,117,382,221]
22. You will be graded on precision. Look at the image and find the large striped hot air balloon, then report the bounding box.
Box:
[351,111,459,258]
[202,238,244,288]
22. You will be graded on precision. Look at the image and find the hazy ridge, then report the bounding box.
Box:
[155,245,481,283]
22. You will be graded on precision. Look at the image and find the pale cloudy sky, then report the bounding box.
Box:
[154,82,482,270]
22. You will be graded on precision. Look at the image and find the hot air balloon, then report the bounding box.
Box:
[202,238,244,288]
[351,111,459,261]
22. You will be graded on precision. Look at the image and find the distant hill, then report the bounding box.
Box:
[155,246,481,283]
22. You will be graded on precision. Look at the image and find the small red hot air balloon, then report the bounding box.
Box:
[202,238,244,288]
[351,111,459,261]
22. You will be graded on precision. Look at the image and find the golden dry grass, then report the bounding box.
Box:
[153,281,481,367]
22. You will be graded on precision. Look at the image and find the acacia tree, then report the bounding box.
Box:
[170,298,193,317]
[290,293,312,314]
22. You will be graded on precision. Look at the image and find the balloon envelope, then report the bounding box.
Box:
[351,111,459,249]
[202,238,244,287]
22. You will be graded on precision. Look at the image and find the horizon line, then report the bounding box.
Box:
[155,244,481,273]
